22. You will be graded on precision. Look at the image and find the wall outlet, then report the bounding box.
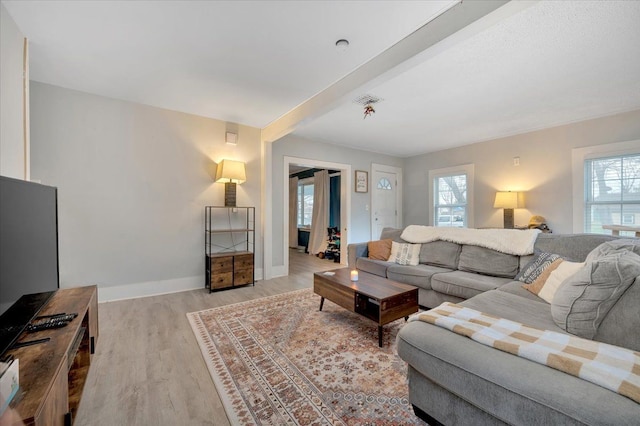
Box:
[513,157,520,166]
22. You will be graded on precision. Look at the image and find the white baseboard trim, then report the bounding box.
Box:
[255,268,264,281]
[97,275,202,303]
[95,269,267,303]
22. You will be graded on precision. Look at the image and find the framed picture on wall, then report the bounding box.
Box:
[355,170,368,193]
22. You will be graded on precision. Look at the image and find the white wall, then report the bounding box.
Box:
[271,134,403,268]
[0,4,27,179]
[30,82,262,301]
[404,109,640,233]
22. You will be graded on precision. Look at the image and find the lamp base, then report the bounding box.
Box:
[224,182,237,207]
[503,208,514,229]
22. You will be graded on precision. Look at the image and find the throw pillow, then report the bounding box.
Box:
[551,250,640,339]
[515,251,562,284]
[522,258,563,295]
[537,260,585,304]
[368,239,392,260]
[585,239,640,263]
[388,241,421,266]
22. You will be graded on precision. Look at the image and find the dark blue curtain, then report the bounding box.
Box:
[329,175,341,228]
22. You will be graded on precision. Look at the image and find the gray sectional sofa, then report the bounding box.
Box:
[347,228,640,425]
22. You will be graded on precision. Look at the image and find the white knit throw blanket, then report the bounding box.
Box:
[400,225,540,256]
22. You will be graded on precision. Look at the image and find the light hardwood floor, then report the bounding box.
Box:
[75,249,341,426]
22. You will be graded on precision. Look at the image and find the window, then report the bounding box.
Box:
[434,174,467,227]
[623,213,635,225]
[377,177,392,190]
[297,181,314,227]
[428,164,474,228]
[572,140,640,234]
[584,153,640,234]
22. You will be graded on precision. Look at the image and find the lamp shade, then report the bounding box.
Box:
[493,191,523,209]
[215,159,246,184]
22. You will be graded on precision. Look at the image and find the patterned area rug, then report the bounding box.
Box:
[187,288,426,425]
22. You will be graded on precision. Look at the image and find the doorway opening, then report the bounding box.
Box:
[283,156,351,276]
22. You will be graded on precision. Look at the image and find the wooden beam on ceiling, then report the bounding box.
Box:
[261,0,534,144]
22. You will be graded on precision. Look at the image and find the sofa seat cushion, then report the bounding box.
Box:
[355,257,391,278]
[430,271,512,300]
[458,245,519,278]
[386,264,453,291]
[460,290,563,331]
[397,318,640,425]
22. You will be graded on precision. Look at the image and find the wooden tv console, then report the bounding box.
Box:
[3,286,98,426]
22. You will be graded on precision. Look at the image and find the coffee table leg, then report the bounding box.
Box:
[378,326,383,347]
[319,297,325,311]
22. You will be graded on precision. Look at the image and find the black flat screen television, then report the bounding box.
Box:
[0,175,60,356]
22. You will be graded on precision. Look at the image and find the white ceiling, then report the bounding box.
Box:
[294,0,640,156]
[4,1,640,157]
[3,0,456,127]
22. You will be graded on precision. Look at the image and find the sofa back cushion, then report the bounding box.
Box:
[379,227,404,242]
[419,241,461,269]
[458,245,519,278]
[534,233,620,262]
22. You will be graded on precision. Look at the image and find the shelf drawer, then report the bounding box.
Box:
[234,269,253,285]
[210,256,233,273]
[211,272,233,288]
[234,254,253,269]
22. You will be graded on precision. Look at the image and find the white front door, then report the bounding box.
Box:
[371,164,402,240]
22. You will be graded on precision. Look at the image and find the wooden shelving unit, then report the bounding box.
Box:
[205,206,255,292]
[5,286,98,426]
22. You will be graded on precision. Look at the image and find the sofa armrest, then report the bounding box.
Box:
[348,242,369,268]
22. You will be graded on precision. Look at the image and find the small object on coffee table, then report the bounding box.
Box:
[314,268,418,347]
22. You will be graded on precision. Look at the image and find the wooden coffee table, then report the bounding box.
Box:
[313,268,419,347]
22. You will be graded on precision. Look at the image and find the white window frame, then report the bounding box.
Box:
[428,164,475,228]
[571,139,640,233]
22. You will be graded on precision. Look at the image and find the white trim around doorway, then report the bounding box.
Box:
[282,156,351,277]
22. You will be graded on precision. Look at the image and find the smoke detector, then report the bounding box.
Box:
[335,39,349,52]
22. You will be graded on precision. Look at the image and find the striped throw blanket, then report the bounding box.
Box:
[411,302,640,404]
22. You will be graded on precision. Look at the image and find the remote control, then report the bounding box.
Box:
[26,313,78,332]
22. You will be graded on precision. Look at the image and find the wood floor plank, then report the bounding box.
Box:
[74,250,339,425]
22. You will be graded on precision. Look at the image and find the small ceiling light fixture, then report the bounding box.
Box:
[353,94,383,120]
[363,104,375,119]
[335,39,349,52]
